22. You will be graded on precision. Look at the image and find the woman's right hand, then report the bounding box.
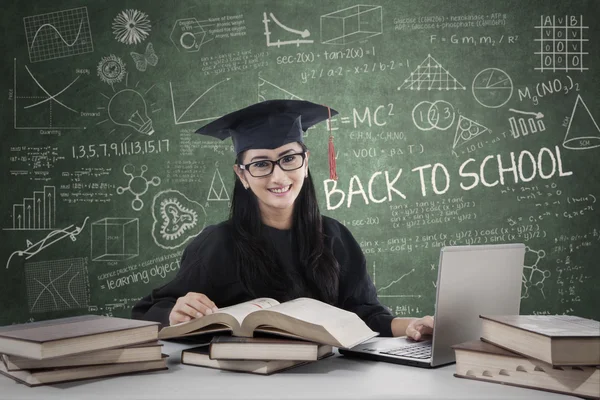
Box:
[169,292,218,326]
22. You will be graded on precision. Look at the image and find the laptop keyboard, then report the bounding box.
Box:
[380,343,432,359]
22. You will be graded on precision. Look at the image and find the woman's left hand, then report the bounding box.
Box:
[406,316,434,341]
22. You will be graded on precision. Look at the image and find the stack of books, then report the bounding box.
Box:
[160,297,378,375]
[453,315,600,399]
[0,315,167,386]
[182,336,333,375]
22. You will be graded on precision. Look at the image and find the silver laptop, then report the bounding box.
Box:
[339,243,525,368]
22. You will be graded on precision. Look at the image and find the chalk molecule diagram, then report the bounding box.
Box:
[521,246,551,299]
[117,164,160,211]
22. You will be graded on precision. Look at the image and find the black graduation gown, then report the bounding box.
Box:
[131,216,395,336]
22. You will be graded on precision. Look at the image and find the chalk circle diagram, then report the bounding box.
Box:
[472,68,513,108]
[152,189,207,249]
[563,95,600,150]
[412,100,455,131]
[24,7,94,63]
[453,115,491,148]
[26,258,90,313]
[112,9,151,45]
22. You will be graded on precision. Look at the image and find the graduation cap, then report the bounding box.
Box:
[195,99,340,180]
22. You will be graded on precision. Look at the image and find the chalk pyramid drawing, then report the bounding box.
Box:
[207,169,229,201]
[258,74,302,102]
[453,115,490,148]
[562,95,600,150]
[399,54,466,91]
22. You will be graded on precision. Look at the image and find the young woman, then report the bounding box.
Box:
[132,100,433,340]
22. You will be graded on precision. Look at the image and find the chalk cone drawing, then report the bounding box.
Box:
[563,95,600,150]
[399,55,465,91]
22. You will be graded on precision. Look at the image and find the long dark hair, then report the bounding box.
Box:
[230,144,340,304]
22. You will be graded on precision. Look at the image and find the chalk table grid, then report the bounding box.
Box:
[534,14,588,72]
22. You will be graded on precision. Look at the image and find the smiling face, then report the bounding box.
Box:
[234,142,309,225]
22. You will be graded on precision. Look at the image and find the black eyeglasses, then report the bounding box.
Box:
[239,152,306,177]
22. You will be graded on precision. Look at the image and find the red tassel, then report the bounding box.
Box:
[327,106,338,181]
[328,136,337,181]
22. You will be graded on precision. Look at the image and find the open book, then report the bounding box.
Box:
[158,297,378,348]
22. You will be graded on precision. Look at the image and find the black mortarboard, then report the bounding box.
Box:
[195,99,338,155]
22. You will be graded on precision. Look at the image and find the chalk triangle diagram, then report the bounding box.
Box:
[563,95,600,150]
[207,169,229,201]
[257,75,303,102]
[453,115,490,148]
[399,54,466,91]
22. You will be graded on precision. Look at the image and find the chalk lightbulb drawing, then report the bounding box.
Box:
[107,89,154,135]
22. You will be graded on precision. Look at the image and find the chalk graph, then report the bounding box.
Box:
[26,258,90,313]
[13,59,85,130]
[24,7,94,63]
[373,263,421,299]
[263,12,313,47]
[170,77,251,125]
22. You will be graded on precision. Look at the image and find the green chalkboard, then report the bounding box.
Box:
[1,0,599,326]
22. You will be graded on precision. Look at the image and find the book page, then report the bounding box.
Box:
[243,298,377,348]
[218,298,280,326]
[158,298,279,339]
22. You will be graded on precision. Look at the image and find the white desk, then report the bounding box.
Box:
[0,340,579,400]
